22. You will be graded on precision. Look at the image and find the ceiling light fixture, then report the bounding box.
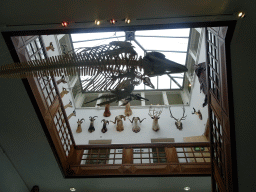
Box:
[125,18,131,24]
[238,12,245,18]
[61,21,69,27]
[70,188,76,191]
[184,187,191,191]
[188,83,192,87]
[95,20,100,25]
[110,19,117,24]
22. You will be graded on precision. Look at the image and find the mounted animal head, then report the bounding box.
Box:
[192,107,203,120]
[101,119,109,125]
[62,87,69,94]
[89,116,98,122]
[169,106,187,130]
[77,118,85,125]
[57,75,67,85]
[148,106,163,120]
[129,117,146,123]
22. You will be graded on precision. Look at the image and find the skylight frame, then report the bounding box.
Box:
[71,28,191,93]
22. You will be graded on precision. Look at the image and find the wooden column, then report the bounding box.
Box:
[122,148,133,164]
[165,147,179,163]
[67,145,84,165]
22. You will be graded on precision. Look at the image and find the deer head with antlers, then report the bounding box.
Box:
[169,106,187,130]
[148,106,163,132]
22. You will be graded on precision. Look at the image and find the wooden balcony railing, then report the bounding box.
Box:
[67,142,211,177]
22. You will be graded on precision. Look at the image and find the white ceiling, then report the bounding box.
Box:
[0,0,256,191]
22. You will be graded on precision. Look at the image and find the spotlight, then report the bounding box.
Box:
[70,188,76,191]
[110,19,117,24]
[238,12,245,18]
[125,18,131,24]
[184,187,191,191]
[188,83,192,87]
[95,20,100,25]
[61,21,69,27]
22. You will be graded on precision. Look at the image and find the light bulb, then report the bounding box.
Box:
[238,12,245,18]
[110,19,116,24]
[61,21,69,27]
[95,20,100,25]
[125,18,131,24]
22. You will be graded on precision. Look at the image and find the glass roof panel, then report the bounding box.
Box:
[158,52,187,65]
[136,37,189,52]
[159,75,171,89]
[72,37,125,49]
[71,32,125,42]
[71,28,190,92]
[135,29,190,37]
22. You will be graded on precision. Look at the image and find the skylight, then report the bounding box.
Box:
[71,28,190,92]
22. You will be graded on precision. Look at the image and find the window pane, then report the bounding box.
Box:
[26,45,33,56]
[39,50,45,59]
[158,75,170,89]
[136,29,190,37]
[71,32,125,42]
[35,53,40,60]
[73,37,125,49]
[35,38,41,49]
[31,41,37,52]
[136,37,188,52]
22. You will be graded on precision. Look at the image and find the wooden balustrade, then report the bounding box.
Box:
[67,142,211,177]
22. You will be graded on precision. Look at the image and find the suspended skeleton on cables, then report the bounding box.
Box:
[0,41,188,104]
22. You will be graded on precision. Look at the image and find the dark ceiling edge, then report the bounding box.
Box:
[223,21,239,191]
[1,32,66,178]
[1,20,238,180]
[2,20,237,36]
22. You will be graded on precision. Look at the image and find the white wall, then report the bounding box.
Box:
[54,31,208,145]
[41,35,62,57]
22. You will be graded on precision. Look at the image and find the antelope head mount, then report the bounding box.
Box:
[88,116,98,133]
[64,100,72,109]
[76,118,85,133]
[129,117,146,133]
[169,106,187,130]
[110,115,126,132]
[60,87,69,98]
[57,75,67,85]
[101,119,109,133]
[192,107,202,120]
